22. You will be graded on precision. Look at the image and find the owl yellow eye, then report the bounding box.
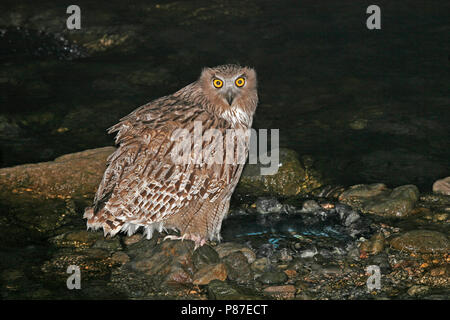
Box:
[213,79,223,88]
[235,77,245,87]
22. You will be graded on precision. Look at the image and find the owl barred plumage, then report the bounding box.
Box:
[84,64,258,247]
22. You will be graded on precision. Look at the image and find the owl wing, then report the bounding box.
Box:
[88,98,244,230]
[91,97,196,212]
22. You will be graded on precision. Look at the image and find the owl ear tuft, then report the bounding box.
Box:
[200,67,214,78]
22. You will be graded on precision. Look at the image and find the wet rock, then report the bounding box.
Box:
[193,263,227,285]
[251,258,269,273]
[359,233,385,256]
[92,238,122,252]
[340,183,388,200]
[311,263,342,276]
[389,230,449,254]
[300,200,321,213]
[257,271,288,285]
[165,265,193,284]
[222,252,253,283]
[111,252,130,265]
[192,245,220,270]
[298,245,318,259]
[207,279,260,300]
[346,246,361,261]
[368,252,391,274]
[123,234,143,246]
[50,230,103,248]
[0,146,115,202]
[429,266,448,277]
[236,148,323,197]
[108,267,156,298]
[420,193,450,206]
[255,243,276,259]
[263,285,296,299]
[41,248,112,280]
[339,183,420,217]
[118,238,200,287]
[276,248,294,262]
[124,235,158,259]
[318,245,347,258]
[312,185,347,198]
[433,177,450,195]
[130,240,195,281]
[287,259,311,276]
[207,280,238,299]
[214,242,256,264]
[255,197,283,214]
[85,248,110,260]
[407,285,430,297]
[1,197,79,237]
[334,203,360,226]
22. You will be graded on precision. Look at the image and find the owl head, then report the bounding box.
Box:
[198,64,258,126]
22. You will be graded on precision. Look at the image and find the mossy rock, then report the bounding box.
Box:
[236,148,323,197]
[339,184,420,217]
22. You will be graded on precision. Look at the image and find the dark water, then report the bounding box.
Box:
[1,0,449,190]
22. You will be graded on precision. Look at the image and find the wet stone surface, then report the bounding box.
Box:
[1,189,448,300]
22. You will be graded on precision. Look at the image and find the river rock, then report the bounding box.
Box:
[129,239,195,284]
[111,251,130,265]
[207,279,260,300]
[255,197,283,214]
[222,251,254,283]
[257,271,288,285]
[0,146,115,202]
[123,234,143,246]
[263,285,296,299]
[235,148,323,197]
[300,200,322,213]
[339,183,420,217]
[192,245,220,270]
[389,230,449,253]
[359,233,385,256]
[41,248,112,280]
[214,242,256,264]
[92,238,122,252]
[49,230,103,248]
[193,263,227,285]
[407,285,430,297]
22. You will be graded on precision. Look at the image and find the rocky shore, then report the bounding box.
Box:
[0,147,448,299]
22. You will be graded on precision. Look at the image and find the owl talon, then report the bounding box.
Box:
[163,233,206,249]
[163,234,187,242]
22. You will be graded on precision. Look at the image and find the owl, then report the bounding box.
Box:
[84,64,258,248]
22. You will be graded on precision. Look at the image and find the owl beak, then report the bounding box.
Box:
[225,90,235,106]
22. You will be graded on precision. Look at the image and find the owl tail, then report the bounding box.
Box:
[84,206,120,237]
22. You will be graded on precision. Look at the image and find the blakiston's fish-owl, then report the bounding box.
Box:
[84,64,258,247]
